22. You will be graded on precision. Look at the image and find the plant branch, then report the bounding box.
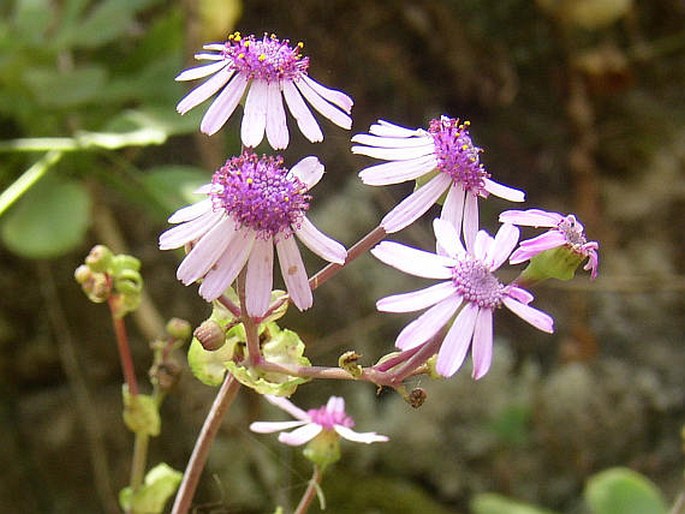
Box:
[294,465,323,514]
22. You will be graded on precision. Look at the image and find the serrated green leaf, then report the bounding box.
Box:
[122,388,161,436]
[120,463,182,514]
[1,175,91,259]
[585,468,667,514]
[471,493,560,514]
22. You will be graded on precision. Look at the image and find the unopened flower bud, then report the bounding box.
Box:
[74,264,91,284]
[78,271,111,303]
[194,319,226,351]
[166,318,192,342]
[114,269,143,296]
[110,254,141,275]
[85,245,113,273]
[150,359,182,392]
[407,387,427,408]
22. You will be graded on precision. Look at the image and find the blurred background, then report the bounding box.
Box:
[1,0,684,512]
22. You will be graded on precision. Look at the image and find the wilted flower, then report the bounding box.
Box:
[249,395,389,445]
[372,218,553,379]
[175,32,353,148]
[499,209,599,279]
[352,116,524,247]
[159,150,346,316]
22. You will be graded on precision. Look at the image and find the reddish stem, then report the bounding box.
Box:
[108,298,139,397]
[294,465,323,514]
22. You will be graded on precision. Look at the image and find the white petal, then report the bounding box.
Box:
[200,73,249,136]
[439,183,466,239]
[334,425,389,444]
[371,240,454,279]
[376,281,457,313]
[470,308,493,380]
[483,178,525,202]
[432,218,465,259]
[357,155,437,186]
[167,198,213,224]
[290,156,324,190]
[241,80,268,148]
[158,210,223,250]
[264,395,310,420]
[295,78,352,129]
[380,173,452,233]
[176,217,236,284]
[175,59,231,81]
[487,223,519,271]
[282,80,323,142]
[498,209,562,227]
[265,82,289,150]
[463,193,479,252]
[294,217,347,264]
[176,67,233,114]
[350,132,433,149]
[351,143,436,161]
[276,236,312,311]
[198,229,255,300]
[278,423,323,446]
[249,420,307,434]
[395,296,462,351]
[301,75,353,112]
[245,238,274,317]
[472,230,493,262]
[369,120,423,138]
[435,302,479,377]
[502,296,554,333]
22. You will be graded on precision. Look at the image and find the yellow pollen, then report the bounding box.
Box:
[246,178,252,184]
[464,120,471,126]
[297,41,304,48]
[462,145,469,150]
[238,53,245,59]
[244,41,251,47]
[258,54,266,61]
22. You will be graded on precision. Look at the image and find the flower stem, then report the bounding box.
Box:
[309,225,386,291]
[171,374,241,514]
[294,465,323,514]
[129,432,149,491]
[108,300,139,397]
[670,490,685,514]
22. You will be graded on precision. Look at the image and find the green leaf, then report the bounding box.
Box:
[142,165,209,215]
[119,463,182,514]
[1,174,91,259]
[23,65,108,108]
[471,493,560,514]
[585,468,668,514]
[122,388,161,436]
[12,0,54,45]
[187,335,236,387]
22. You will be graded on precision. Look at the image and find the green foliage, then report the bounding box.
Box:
[585,467,668,514]
[123,387,161,437]
[119,462,183,514]
[471,493,559,514]
[1,173,91,259]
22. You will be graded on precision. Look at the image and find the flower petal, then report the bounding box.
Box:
[175,59,231,81]
[351,142,436,161]
[498,209,563,227]
[264,395,310,420]
[290,156,324,190]
[395,296,462,351]
[351,132,433,148]
[176,217,236,284]
[334,425,389,444]
[249,420,307,434]
[435,302,479,377]
[176,67,234,114]
[376,281,457,313]
[200,73,249,136]
[357,156,438,186]
[295,77,352,129]
[380,173,452,233]
[158,210,223,250]
[509,231,566,264]
[502,296,554,333]
[276,236,312,311]
[278,423,323,446]
[463,193,479,252]
[198,229,255,300]
[369,120,423,138]
[439,183,466,244]
[167,198,213,224]
[241,79,268,148]
[433,217,465,259]
[245,238,274,317]
[371,241,454,279]
[483,178,525,202]
[265,81,289,150]
[301,75,353,113]
[282,80,324,143]
[470,308,493,380]
[294,216,347,264]
[487,223,519,271]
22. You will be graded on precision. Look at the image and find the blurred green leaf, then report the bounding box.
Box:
[122,388,161,436]
[0,150,63,217]
[119,462,182,514]
[141,165,209,215]
[12,0,54,45]
[585,468,668,514]
[471,493,560,514]
[23,65,107,108]
[1,174,91,259]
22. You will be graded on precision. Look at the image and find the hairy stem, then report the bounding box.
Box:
[171,374,241,514]
[294,466,323,514]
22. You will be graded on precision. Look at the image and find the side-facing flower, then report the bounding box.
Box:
[352,116,524,248]
[159,150,346,316]
[249,395,389,445]
[499,209,599,279]
[175,32,353,148]
[372,218,554,379]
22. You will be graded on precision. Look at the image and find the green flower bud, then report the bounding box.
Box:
[165,318,192,342]
[303,429,341,470]
[114,269,143,296]
[85,245,113,273]
[74,264,91,285]
[519,245,586,285]
[110,254,141,275]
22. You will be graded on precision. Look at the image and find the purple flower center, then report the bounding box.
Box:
[307,405,355,430]
[557,215,587,248]
[452,259,504,309]
[428,116,490,195]
[210,151,310,238]
[222,32,309,83]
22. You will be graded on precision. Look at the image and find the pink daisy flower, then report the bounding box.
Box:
[249,395,389,446]
[175,32,353,148]
[499,209,599,279]
[371,218,554,379]
[351,116,525,247]
[159,150,346,316]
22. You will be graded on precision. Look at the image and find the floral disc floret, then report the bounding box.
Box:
[452,259,504,309]
[211,151,310,239]
[429,117,489,196]
[307,403,355,430]
[223,32,309,83]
